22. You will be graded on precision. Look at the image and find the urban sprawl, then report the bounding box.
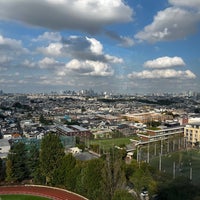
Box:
[1,90,200,199]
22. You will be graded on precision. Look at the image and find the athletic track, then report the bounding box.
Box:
[0,185,88,200]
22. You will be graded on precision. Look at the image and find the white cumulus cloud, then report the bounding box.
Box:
[0,34,27,54]
[38,57,63,69]
[38,43,63,57]
[144,56,185,69]
[169,0,200,10]
[86,37,103,55]
[58,59,114,77]
[33,32,62,42]
[135,7,200,43]
[128,69,196,79]
[0,0,133,33]
[38,36,123,64]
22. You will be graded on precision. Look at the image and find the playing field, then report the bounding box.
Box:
[150,149,200,185]
[89,136,135,150]
[0,185,88,200]
[0,195,50,200]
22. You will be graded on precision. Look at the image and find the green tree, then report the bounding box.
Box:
[52,153,76,187]
[27,144,40,179]
[76,158,104,200]
[75,162,88,196]
[129,162,157,196]
[39,114,46,124]
[101,152,126,200]
[69,161,83,191]
[32,165,46,185]
[157,176,199,200]
[112,190,136,200]
[39,133,65,185]
[6,142,28,182]
[64,153,77,188]
[0,158,5,181]
[5,159,13,182]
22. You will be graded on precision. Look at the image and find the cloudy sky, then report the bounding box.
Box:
[0,0,200,94]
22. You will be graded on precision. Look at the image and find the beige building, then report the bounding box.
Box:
[121,112,173,123]
[184,123,200,146]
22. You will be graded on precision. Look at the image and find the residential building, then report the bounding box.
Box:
[184,122,200,146]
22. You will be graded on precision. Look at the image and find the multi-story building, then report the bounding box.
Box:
[56,125,92,138]
[121,112,173,123]
[139,126,184,142]
[184,122,200,146]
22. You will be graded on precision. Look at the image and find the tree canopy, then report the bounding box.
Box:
[39,133,65,185]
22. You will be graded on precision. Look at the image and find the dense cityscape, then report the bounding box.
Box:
[1,0,200,199]
[1,90,200,199]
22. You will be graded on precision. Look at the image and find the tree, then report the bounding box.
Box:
[157,176,200,200]
[39,133,65,185]
[0,158,5,181]
[76,158,104,200]
[64,153,77,188]
[112,190,136,200]
[81,106,86,113]
[69,161,83,192]
[5,159,13,182]
[27,144,40,179]
[52,153,76,187]
[129,162,157,196]
[39,114,47,124]
[101,151,126,200]
[6,142,28,182]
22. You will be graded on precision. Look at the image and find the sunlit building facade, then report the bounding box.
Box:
[184,123,200,146]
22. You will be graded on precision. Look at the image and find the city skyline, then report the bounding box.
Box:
[0,0,200,94]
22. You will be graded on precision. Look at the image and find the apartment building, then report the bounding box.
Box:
[184,122,200,146]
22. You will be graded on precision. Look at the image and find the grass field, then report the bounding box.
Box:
[0,195,50,200]
[150,149,200,185]
[89,137,134,150]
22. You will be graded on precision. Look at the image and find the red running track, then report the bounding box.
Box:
[0,185,88,200]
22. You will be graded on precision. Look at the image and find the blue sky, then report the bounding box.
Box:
[0,0,200,94]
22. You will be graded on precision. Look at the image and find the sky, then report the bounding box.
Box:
[0,0,200,94]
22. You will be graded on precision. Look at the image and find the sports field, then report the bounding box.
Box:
[89,136,136,150]
[150,149,200,185]
[0,195,49,200]
[0,185,88,200]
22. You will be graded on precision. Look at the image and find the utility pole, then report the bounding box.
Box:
[167,139,169,153]
[137,146,141,168]
[147,142,150,163]
[189,162,192,181]
[173,162,176,179]
[173,139,175,151]
[159,138,163,171]
[161,138,163,155]
[159,153,162,171]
